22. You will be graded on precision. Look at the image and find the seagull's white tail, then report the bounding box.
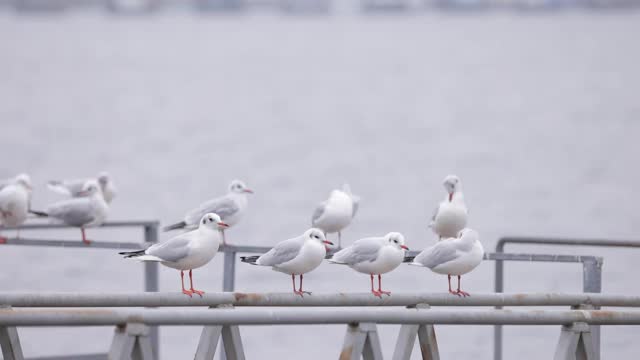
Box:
[135,255,164,262]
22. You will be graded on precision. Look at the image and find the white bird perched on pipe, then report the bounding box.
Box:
[240,228,333,297]
[429,175,468,240]
[47,171,117,204]
[0,174,33,242]
[30,180,109,245]
[120,213,228,297]
[408,228,483,297]
[164,179,253,246]
[329,232,409,298]
[311,184,360,248]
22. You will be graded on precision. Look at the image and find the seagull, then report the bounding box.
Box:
[329,232,408,298]
[47,171,117,204]
[120,213,227,297]
[164,180,253,246]
[408,228,483,297]
[429,175,468,240]
[0,174,33,242]
[311,184,359,248]
[240,228,333,297]
[30,180,109,245]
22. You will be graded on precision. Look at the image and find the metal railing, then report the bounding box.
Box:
[0,221,160,360]
[493,236,640,360]
[1,292,640,360]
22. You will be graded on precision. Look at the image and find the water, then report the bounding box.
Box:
[1,11,640,359]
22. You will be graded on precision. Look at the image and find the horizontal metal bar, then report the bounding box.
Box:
[497,237,640,249]
[0,238,145,249]
[2,221,159,230]
[29,353,107,360]
[1,308,639,326]
[485,252,601,264]
[2,292,639,308]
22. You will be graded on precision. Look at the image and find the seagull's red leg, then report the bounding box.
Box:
[292,274,304,297]
[448,275,459,296]
[370,274,381,298]
[189,269,204,297]
[81,228,91,245]
[0,235,6,244]
[297,274,311,296]
[456,275,470,297]
[181,271,192,297]
[377,274,391,296]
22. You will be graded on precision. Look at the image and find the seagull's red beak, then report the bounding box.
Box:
[323,240,334,245]
[400,245,409,250]
[243,189,254,194]
[218,222,229,228]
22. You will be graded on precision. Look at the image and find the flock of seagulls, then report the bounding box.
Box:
[0,171,483,298]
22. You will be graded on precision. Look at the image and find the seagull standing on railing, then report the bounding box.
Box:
[120,213,227,297]
[0,174,33,242]
[329,232,408,298]
[311,184,359,248]
[407,228,483,297]
[47,171,117,204]
[429,175,468,240]
[30,180,108,245]
[240,228,333,297]
[163,180,253,246]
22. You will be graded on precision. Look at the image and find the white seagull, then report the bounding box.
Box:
[0,174,33,242]
[329,232,409,298]
[120,213,227,297]
[240,228,333,297]
[47,171,117,204]
[409,228,483,297]
[164,180,253,245]
[430,175,468,240]
[30,180,109,244]
[311,184,359,248]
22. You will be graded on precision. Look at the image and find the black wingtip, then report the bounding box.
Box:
[403,256,416,263]
[29,209,48,217]
[163,221,186,232]
[119,250,146,258]
[240,256,260,265]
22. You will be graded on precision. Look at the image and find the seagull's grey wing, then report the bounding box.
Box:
[429,203,441,227]
[258,237,304,266]
[414,242,459,269]
[332,237,384,265]
[311,200,327,225]
[185,196,239,224]
[47,198,95,226]
[146,233,192,262]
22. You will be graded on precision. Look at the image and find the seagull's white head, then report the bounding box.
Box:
[385,232,409,251]
[78,180,102,197]
[304,228,333,246]
[97,172,111,187]
[200,213,229,231]
[443,175,462,199]
[14,173,32,191]
[229,180,253,195]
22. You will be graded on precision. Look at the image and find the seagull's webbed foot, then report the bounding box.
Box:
[182,289,193,297]
[191,289,205,297]
[456,290,470,297]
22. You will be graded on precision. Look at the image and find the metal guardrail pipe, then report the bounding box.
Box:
[1,308,640,326]
[2,292,640,308]
[2,221,160,229]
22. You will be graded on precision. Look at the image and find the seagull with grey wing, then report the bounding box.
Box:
[240,228,333,297]
[311,184,359,248]
[407,228,483,297]
[30,180,108,245]
[164,180,253,246]
[329,232,408,298]
[430,175,468,240]
[120,213,227,297]
[0,174,33,242]
[47,171,117,204]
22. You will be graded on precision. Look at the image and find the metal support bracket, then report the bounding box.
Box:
[339,322,383,360]
[392,304,439,360]
[553,321,596,360]
[108,322,154,360]
[0,306,24,360]
[194,304,245,360]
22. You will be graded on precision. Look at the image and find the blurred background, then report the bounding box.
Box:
[1,1,640,359]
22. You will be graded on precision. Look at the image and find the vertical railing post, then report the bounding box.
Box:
[582,257,603,359]
[493,240,505,360]
[223,248,236,292]
[144,223,160,360]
